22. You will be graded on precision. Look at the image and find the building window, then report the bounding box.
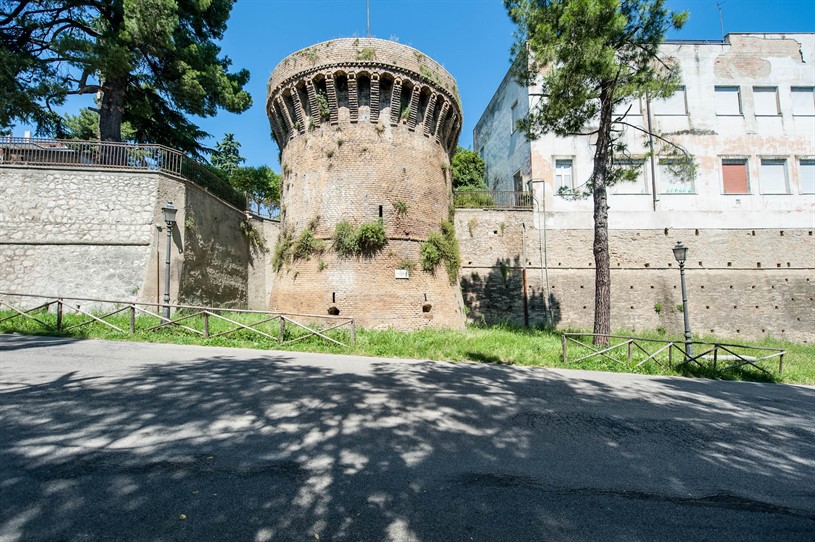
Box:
[510,100,520,133]
[799,159,815,194]
[721,158,749,194]
[652,86,687,115]
[791,87,815,116]
[714,86,742,116]
[613,98,641,116]
[554,159,574,191]
[659,159,693,193]
[611,160,648,194]
[759,159,789,194]
[753,87,779,116]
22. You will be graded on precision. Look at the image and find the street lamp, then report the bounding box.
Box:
[672,241,693,359]
[162,202,177,320]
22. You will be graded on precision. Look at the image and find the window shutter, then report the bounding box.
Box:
[722,161,748,193]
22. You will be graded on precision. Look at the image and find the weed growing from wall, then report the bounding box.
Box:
[272,228,293,271]
[240,220,268,253]
[420,219,461,284]
[393,200,408,216]
[333,219,388,257]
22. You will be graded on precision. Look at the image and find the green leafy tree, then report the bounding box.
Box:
[0,0,251,157]
[211,133,245,178]
[451,146,487,190]
[229,165,280,215]
[506,0,695,345]
[62,108,135,141]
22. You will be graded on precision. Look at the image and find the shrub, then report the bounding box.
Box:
[454,187,495,208]
[420,221,461,284]
[333,220,359,257]
[334,219,388,257]
[356,220,387,255]
[272,228,293,271]
[293,229,325,260]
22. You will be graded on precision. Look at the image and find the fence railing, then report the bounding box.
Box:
[0,137,246,209]
[0,293,355,348]
[561,333,786,378]
[453,190,533,210]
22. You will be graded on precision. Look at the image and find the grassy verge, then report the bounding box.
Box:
[1,309,813,385]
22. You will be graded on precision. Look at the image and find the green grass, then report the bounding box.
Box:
[1,309,813,385]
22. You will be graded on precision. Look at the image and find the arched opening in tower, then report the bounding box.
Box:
[417,87,432,126]
[379,74,394,120]
[399,80,414,123]
[335,72,349,116]
[357,73,371,121]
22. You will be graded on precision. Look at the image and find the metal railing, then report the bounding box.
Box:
[561,333,786,378]
[453,190,533,209]
[0,136,246,209]
[0,293,355,348]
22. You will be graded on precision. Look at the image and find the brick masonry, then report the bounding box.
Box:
[456,209,815,342]
[267,38,466,329]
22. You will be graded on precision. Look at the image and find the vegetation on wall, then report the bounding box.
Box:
[420,219,461,284]
[272,228,294,272]
[240,220,267,252]
[333,219,388,257]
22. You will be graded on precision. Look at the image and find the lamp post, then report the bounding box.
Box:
[162,202,177,320]
[672,241,693,359]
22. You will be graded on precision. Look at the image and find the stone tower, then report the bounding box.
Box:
[266,38,465,329]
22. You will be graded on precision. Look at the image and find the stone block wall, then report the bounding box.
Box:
[456,209,815,342]
[0,167,159,301]
[0,166,253,311]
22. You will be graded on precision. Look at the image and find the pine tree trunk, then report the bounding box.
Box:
[98,76,126,164]
[592,86,614,346]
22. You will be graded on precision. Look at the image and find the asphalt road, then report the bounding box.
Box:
[1,334,814,541]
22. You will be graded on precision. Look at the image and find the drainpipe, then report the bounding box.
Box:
[522,223,529,328]
[527,179,551,323]
[645,91,658,211]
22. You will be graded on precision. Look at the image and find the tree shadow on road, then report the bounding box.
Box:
[1,343,814,541]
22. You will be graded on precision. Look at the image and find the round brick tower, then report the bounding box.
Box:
[266,38,465,329]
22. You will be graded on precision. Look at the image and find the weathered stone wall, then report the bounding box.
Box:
[0,167,252,310]
[456,209,815,342]
[177,184,249,308]
[0,167,159,300]
[246,217,280,310]
[268,38,466,329]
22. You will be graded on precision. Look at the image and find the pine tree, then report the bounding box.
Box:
[505,0,695,345]
[0,0,251,157]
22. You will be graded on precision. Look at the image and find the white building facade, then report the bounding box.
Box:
[462,33,814,341]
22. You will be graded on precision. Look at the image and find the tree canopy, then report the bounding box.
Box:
[451,146,486,190]
[211,133,245,178]
[230,166,280,215]
[0,0,251,157]
[505,0,693,343]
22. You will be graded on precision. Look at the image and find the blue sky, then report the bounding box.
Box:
[26,0,815,169]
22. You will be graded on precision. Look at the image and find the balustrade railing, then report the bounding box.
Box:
[453,189,533,209]
[0,136,246,209]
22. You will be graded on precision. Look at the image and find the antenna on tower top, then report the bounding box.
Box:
[716,0,727,40]
[366,0,370,37]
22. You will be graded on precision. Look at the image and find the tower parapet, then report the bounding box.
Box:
[266,38,465,329]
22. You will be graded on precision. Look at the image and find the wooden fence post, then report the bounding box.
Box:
[350,319,356,346]
[279,316,285,344]
[561,334,568,365]
[129,305,136,333]
[627,340,633,364]
[203,312,210,338]
[56,299,63,331]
